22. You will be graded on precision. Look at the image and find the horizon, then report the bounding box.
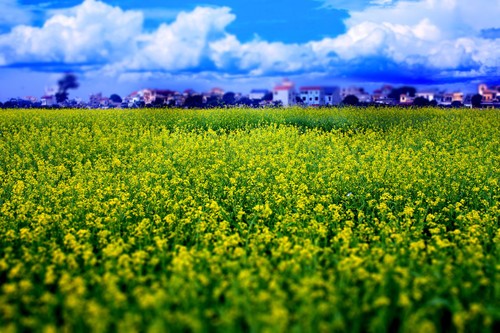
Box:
[1,0,499,101]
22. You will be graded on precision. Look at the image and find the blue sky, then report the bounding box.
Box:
[0,0,499,100]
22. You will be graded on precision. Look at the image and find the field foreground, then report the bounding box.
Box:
[0,107,499,332]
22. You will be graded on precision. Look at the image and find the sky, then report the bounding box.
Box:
[0,0,499,101]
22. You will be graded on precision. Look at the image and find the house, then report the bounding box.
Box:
[478,84,500,102]
[142,89,156,105]
[324,87,342,106]
[299,86,341,106]
[89,93,110,108]
[41,95,56,106]
[415,91,436,102]
[400,94,415,105]
[300,86,325,106]
[372,85,393,102]
[41,87,56,106]
[209,87,225,97]
[273,79,298,106]
[249,89,269,101]
[341,86,371,103]
[124,91,143,107]
[436,92,464,106]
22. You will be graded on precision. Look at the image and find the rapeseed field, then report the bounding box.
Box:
[0,107,499,332]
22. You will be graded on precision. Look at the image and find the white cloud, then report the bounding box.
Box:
[210,35,323,75]
[346,0,500,38]
[306,0,500,75]
[0,0,498,83]
[0,0,143,64]
[122,6,235,71]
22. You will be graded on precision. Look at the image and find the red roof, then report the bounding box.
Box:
[300,86,323,91]
[274,86,293,91]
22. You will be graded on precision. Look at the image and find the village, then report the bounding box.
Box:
[2,79,500,109]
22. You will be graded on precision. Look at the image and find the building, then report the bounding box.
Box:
[299,86,341,106]
[400,94,415,105]
[124,91,143,107]
[300,86,325,106]
[415,91,436,101]
[40,87,56,106]
[372,85,393,102]
[41,95,56,106]
[89,93,110,108]
[273,79,298,106]
[432,92,464,106]
[209,87,225,97]
[341,86,371,103]
[478,84,500,102]
[324,87,342,106]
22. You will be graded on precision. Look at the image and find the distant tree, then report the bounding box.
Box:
[183,95,204,108]
[56,73,79,103]
[109,94,122,104]
[471,94,483,108]
[4,100,18,108]
[152,98,165,107]
[0,102,3,108]
[451,101,463,108]
[343,95,359,106]
[429,100,438,107]
[263,92,273,102]
[238,97,253,106]
[206,96,221,108]
[389,86,416,100]
[412,96,430,107]
[222,92,236,106]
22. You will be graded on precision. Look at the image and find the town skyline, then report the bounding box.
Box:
[1,0,499,102]
[3,76,499,110]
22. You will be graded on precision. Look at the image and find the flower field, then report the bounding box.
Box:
[0,107,499,332]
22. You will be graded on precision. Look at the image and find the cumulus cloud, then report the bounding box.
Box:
[346,0,500,38]
[209,35,323,75]
[322,0,500,75]
[123,6,235,71]
[0,0,143,65]
[0,0,499,84]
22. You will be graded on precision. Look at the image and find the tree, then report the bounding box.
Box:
[206,96,221,108]
[295,96,304,105]
[412,96,430,107]
[451,101,462,108]
[110,94,122,104]
[471,94,483,108]
[262,92,273,102]
[389,86,416,100]
[4,100,18,108]
[238,97,253,106]
[342,95,359,106]
[56,73,79,103]
[222,92,236,106]
[183,95,204,108]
